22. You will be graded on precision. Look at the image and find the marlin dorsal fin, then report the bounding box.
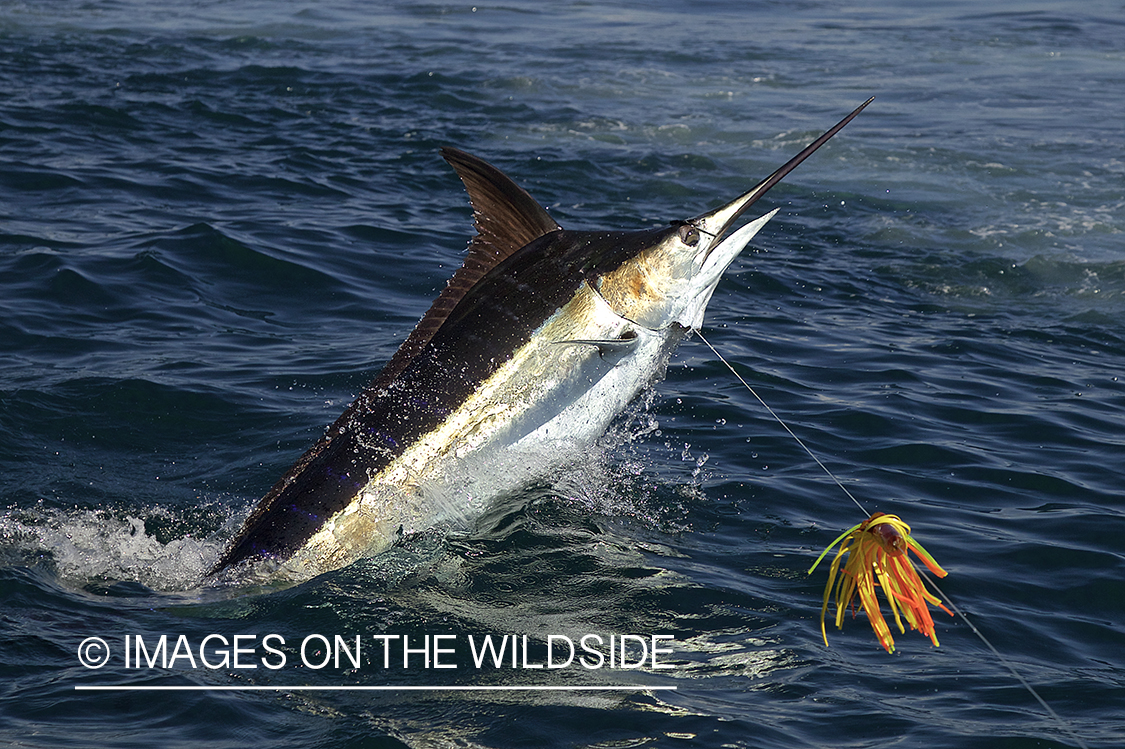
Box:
[441,147,561,261]
[372,148,561,388]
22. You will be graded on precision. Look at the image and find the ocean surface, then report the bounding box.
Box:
[1,1,1123,746]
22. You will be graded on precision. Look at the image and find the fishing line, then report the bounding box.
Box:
[695,331,866,516]
[920,571,1087,749]
[695,330,1090,749]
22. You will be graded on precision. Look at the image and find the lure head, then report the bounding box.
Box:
[866,513,908,556]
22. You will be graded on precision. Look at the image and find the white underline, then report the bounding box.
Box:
[75,684,676,692]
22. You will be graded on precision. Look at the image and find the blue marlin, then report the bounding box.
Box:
[209,99,873,581]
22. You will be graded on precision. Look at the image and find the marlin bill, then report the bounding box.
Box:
[208,98,874,582]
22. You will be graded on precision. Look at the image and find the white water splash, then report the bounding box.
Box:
[0,504,223,591]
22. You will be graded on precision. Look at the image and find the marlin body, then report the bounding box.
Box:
[209,99,872,581]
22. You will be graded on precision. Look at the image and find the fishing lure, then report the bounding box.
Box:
[695,333,954,653]
[809,512,951,653]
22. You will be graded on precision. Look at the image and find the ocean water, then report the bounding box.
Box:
[1,0,1123,746]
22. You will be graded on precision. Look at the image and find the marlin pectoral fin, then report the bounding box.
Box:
[556,330,640,362]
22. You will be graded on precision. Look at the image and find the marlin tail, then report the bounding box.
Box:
[209,98,873,581]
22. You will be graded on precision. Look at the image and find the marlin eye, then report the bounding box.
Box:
[678,224,700,247]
